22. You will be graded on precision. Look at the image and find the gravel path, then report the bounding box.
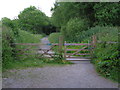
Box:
[38,37,55,57]
[39,37,51,49]
[2,63,118,88]
[2,37,118,88]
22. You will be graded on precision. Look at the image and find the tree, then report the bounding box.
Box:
[51,2,120,28]
[94,2,120,26]
[2,17,14,28]
[51,2,96,28]
[18,6,49,34]
[2,17,19,36]
[62,18,89,42]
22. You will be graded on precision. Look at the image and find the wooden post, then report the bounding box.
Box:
[58,35,64,59]
[64,41,67,60]
[88,40,91,57]
[59,35,63,54]
[91,35,97,59]
[92,35,97,48]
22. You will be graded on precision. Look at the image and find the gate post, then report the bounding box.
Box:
[64,41,67,60]
[91,35,97,58]
[92,35,97,48]
[59,35,63,57]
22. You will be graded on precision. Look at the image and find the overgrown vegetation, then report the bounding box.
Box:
[16,30,42,43]
[62,18,89,42]
[51,2,119,82]
[48,32,61,43]
[1,2,119,82]
[2,24,41,70]
[1,6,67,71]
[2,24,71,71]
[92,27,119,82]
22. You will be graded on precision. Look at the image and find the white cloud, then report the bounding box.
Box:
[0,0,56,20]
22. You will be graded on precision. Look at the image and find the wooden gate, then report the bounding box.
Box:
[14,35,96,61]
[63,35,97,61]
[63,41,92,61]
[14,43,59,58]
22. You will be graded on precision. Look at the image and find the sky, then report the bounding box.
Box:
[0,0,56,20]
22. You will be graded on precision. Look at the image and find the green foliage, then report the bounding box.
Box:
[94,3,120,26]
[2,24,69,71]
[52,2,95,28]
[76,26,118,42]
[48,32,61,43]
[2,23,43,70]
[62,18,89,42]
[52,2,80,27]
[2,3,119,83]
[2,17,19,36]
[91,27,119,82]
[52,2,120,29]
[2,18,14,28]
[2,25,16,69]
[0,35,1,71]
[16,30,43,43]
[51,2,119,82]
[18,6,50,34]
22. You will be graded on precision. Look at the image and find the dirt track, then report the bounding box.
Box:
[2,63,118,88]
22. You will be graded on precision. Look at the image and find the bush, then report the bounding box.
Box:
[91,27,119,82]
[61,18,89,42]
[2,25,16,69]
[73,26,118,42]
[48,32,61,43]
[2,17,19,37]
[16,30,43,43]
[2,24,43,70]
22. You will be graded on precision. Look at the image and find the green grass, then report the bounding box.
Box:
[2,27,43,71]
[94,63,119,83]
[16,30,43,43]
[2,55,73,72]
[65,43,91,58]
[15,30,43,60]
[14,30,43,56]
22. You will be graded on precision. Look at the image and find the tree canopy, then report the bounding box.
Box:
[51,2,120,28]
[18,6,50,34]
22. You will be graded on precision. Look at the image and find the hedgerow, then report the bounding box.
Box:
[91,27,119,82]
[2,24,43,70]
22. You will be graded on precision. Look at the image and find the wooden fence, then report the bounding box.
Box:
[13,35,118,60]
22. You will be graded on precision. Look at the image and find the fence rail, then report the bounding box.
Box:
[66,49,89,51]
[64,43,91,46]
[13,43,58,46]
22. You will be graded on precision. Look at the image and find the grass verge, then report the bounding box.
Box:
[93,62,119,83]
[2,55,73,72]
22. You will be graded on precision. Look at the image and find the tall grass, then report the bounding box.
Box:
[16,30,43,43]
[48,32,61,43]
[2,25,43,71]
